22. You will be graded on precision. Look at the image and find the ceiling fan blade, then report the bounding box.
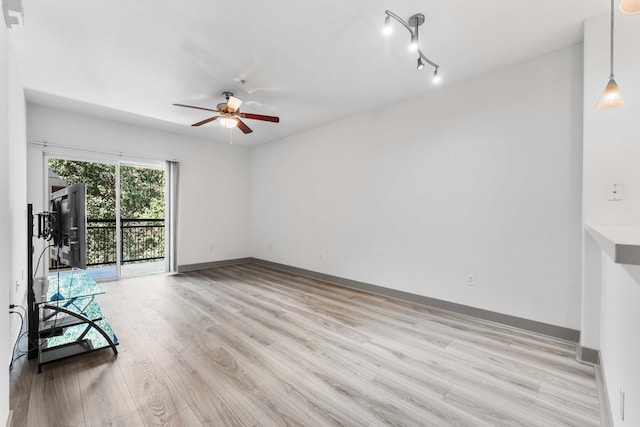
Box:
[173,103,220,113]
[226,96,243,113]
[236,119,253,134]
[191,116,220,127]
[242,113,280,123]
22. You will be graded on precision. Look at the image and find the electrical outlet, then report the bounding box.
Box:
[620,387,625,421]
[466,274,475,286]
[608,183,624,201]
[319,251,324,259]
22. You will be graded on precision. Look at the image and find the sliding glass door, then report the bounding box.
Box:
[47,156,168,279]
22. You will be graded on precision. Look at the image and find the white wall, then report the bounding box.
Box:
[252,45,584,329]
[8,29,26,333]
[598,255,640,425]
[583,11,640,427]
[1,23,27,426]
[0,20,11,427]
[27,104,252,267]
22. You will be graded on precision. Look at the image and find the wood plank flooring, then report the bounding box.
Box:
[10,263,600,426]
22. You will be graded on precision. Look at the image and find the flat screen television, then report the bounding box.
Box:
[49,182,88,270]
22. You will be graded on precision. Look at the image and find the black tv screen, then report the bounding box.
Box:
[50,182,87,270]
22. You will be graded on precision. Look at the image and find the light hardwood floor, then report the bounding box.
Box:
[10,263,600,426]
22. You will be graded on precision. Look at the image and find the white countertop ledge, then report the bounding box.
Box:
[586,224,640,265]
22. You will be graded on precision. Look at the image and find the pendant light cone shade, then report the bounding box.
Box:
[619,0,640,14]
[596,78,626,110]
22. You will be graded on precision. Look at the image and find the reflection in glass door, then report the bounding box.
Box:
[48,158,118,279]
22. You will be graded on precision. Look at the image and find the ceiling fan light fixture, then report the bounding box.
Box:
[218,117,239,128]
[173,91,279,135]
[619,0,640,14]
[417,57,425,71]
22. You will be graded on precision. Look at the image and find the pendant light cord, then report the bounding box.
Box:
[610,0,615,78]
[595,0,625,110]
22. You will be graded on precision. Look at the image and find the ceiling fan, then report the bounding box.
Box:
[173,91,279,134]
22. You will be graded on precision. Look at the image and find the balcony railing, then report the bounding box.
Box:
[87,218,165,267]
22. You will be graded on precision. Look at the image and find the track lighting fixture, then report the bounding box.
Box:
[383,10,441,84]
[596,0,626,110]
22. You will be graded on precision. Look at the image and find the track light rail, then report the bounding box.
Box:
[384,10,440,81]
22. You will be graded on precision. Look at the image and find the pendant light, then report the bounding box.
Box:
[619,0,640,14]
[596,0,626,110]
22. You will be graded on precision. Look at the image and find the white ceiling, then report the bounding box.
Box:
[10,0,607,147]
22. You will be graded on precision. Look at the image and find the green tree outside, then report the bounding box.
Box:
[48,159,165,219]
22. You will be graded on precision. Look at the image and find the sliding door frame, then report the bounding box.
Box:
[42,150,173,278]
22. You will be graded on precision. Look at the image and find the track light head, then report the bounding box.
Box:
[408,13,423,52]
[409,33,419,51]
[417,58,425,71]
[433,68,441,84]
[383,14,392,35]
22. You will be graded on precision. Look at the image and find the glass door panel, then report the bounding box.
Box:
[48,158,118,280]
[119,164,166,276]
